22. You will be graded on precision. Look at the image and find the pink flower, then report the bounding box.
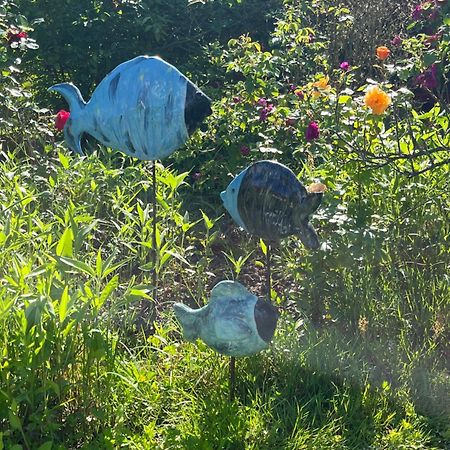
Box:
[240,145,250,156]
[340,61,350,71]
[232,96,243,104]
[257,98,268,107]
[391,35,402,46]
[191,172,201,181]
[305,121,320,141]
[55,110,70,131]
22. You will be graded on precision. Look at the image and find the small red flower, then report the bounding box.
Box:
[340,61,350,71]
[55,110,70,131]
[6,28,28,45]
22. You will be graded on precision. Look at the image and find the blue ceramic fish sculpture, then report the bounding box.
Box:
[49,55,212,160]
[221,160,325,249]
[173,280,279,357]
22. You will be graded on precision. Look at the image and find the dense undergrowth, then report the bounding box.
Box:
[1,0,449,449]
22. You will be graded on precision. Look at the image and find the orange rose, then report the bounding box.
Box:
[376,46,390,60]
[364,86,391,115]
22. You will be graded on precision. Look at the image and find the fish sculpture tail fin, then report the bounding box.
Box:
[173,303,200,342]
[294,188,325,250]
[49,83,86,155]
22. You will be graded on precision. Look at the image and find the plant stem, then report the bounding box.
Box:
[266,243,272,302]
[229,356,236,401]
[152,161,158,306]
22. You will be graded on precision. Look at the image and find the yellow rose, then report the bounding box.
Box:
[364,86,391,115]
[313,76,330,90]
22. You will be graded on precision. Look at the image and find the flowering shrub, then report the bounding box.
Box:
[175,0,449,185]
[0,1,50,151]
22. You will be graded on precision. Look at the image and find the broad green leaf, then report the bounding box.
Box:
[58,256,96,277]
[56,227,73,257]
[260,239,267,256]
[96,249,103,278]
[58,151,70,169]
[95,275,119,310]
[59,286,73,322]
[201,210,214,230]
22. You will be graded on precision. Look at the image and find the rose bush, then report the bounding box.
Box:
[0,1,51,152]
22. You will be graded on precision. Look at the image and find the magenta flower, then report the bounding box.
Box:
[340,61,350,71]
[259,103,273,122]
[55,110,70,131]
[240,145,250,157]
[416,64,438,90]
[305,121,320,141]
[191,172,201,181]
[257,98,268,107]
[391,35,402,46]
[412,4,424,20]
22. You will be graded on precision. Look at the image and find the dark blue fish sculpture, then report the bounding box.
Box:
[49,55,212,160]
[221,160,326,249]
[173,281,279,357]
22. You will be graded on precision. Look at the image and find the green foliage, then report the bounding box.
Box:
[16,0,282,106]
[0,1,51,151]
[0,0,449,449]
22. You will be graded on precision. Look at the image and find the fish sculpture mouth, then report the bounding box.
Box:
[184,82,212,135]
[254,299,279,343]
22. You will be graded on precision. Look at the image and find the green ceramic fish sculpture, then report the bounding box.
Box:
[173,280,279,357]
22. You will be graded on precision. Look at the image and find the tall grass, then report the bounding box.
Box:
[0,143,448,449]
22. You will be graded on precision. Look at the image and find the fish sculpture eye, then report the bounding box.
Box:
[49,55,212,161]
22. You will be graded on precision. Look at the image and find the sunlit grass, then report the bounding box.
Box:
[0,145,448,449]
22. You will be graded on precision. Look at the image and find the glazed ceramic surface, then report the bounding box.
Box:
[221,160,324,248]
[49,55,212,160]
[173,280,279,357]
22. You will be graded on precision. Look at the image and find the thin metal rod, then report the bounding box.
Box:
[229,356,236,401]
[152,161,158,304]
[266,243,272,302]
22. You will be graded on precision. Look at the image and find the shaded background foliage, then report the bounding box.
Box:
[18,0,282,103]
